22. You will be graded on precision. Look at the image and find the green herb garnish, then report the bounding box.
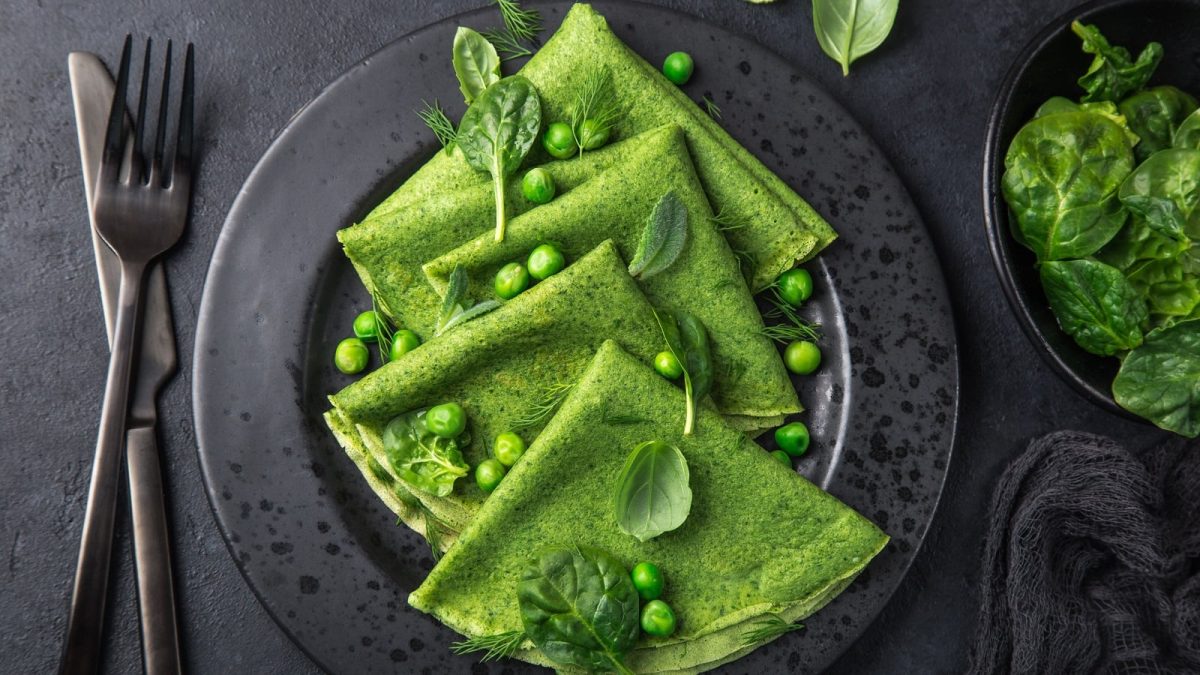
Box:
[436,265,502,336]
[494,0,541,43]
[416,100,457,155]
[482,28,534,61]
[452,27,501,104]
[396,487,451,561]
[614,441,692,542]
[654,309,714,435]
[1072,21,1163,103]
[812,0,899,76]
[511,380,574,431]
[761,289,823,343]
[451,630,527,662]
[628,191,688,280]
[739,615,804,648]
[569,66,622,155]
[702,95,722,120]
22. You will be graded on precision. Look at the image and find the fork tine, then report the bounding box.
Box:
[175,43,194,169]
[101,35,133,177]
[151,40,173,186]
[132,39,152,183]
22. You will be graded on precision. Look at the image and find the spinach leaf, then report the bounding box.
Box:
[614,441,692,542]
[1119,86,1199,161]
[382,409,470,497]
[1071,21,1162,103]
[1096,216,1189,272]
[1034,98,1141,145]
[1126,255,1200,324]
[628,191,689,280]
[517,547,639,675]
[654,309,714,435]
[1119,148,1200,242]
[1002,111,1135,261]
[811,0,899,76]
[452,27,501,104]
[1174,109,1200,150]
[1040,259,1147,356]
[457,76,542,242]
[1113,320,1200,438]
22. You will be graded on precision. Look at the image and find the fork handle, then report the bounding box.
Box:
[127,424,182,675]
[61,259,147,675]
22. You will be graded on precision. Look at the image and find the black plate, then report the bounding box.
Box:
[193,2,959,672]
[983,0,1200,420]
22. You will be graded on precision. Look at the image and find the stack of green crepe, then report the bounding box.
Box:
[409,341,888,673]
[422,124,797,431]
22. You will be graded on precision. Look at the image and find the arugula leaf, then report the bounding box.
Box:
[629,191,689,280]
[812,0,899,76]
[517,547,639,675]
[1071,21,1163,103]
[1040,259,1148,356]
[456,77,542,242]
[614,441,692,542]
[654,309,714,435]
[382,409,470,497]
[452,27,501,104]
[1113,320,1200,438]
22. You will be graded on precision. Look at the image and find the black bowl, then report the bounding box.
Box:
[983,0,1200,420]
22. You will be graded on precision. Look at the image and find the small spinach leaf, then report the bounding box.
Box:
[517,547,639,675]
[452,27,501,104]
[1113,320,1200,438]
[382,409,470,497]
[1034,98,1141,145]
[1002,111,1134,261]
[1040,259,1147,356]
[628,191,689,280]
[456,77,542,242]
[1119,148,1200,242]
[811,0,899,76]
[1071,21,1163,103]
[1126,255,1200,325]
[1174,109,1200,150]
[614,441,692,542]
[1097,216,1189,272]
[655,309,714,435]
[1119,86,1198,161]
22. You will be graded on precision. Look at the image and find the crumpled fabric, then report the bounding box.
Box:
[970,431,1200,674]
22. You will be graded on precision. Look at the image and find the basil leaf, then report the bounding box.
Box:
[654,309,714,435]
[614,441,692,542]
[1118,149,1200,243]
[1071,21,1163,103]
[517,547,639,675]
[457,76,542,242]
[628,191,688,280]
[1113,320,1200,438]
[382,409,470,496]
[1118,86,1198,161]
[1174,110,1200,151]
[452,27,501,104]
[1040,259,1148,356]
[811,0,899,76]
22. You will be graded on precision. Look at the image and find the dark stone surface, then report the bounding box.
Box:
[0,0,1162,673]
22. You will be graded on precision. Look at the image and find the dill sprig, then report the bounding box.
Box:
[395,491,449,561]
[482,28,534,61]
[761,288,823,344]
[569,66,623,156]
[730,246,756,281]
[601,405,651,425]
[739,615,804,648]
[494,0,541,42]
[702,95,722,120]
[417,100,457,155]
[370,292,397,364]
[511,381,575,430]
[451,630,526,662]
[711,207,747,232]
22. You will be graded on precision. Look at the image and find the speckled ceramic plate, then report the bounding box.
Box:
[193,2,959,672]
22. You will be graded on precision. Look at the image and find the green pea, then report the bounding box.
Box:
[352,311,380,342]
[777,268,814,306]
[494,262,531,300]
[543,121,577,159]
[493,432,526,467]
[654,351,683,379]
[775,422,811,457]
[522,168,556,204]
[769,449,792,468]
[784,340,822,375]
[426,402,467,439]
[631,562,665,601]
[389,329,421,361]
[527,244,565,280]
[640,600,677,637]
[475,458,506,493]
[577,119,610,150]
[334,338,370,374]
[662,51,694,85]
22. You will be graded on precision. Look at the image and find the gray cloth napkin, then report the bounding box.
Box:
[969,431,1200,674]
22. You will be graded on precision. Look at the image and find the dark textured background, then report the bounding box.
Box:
[0,0,1163,672]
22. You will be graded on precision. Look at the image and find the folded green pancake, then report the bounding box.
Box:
[326,241,669,532]
[355,2,836,294]
[409,341,888,674]
[424,124,797,430]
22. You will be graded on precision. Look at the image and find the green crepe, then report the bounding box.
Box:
[424,124,798,430]
[409,341,888,674]
[352,2,835,296]
[327,241,668,531]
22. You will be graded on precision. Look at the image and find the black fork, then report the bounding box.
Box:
[61,36,194,675]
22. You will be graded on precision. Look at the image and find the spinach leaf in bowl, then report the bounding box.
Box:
[1174,109,1200,151]
[1119,148,1200,243]
[1071,21,1162,104]
[1119,86,1198,161]
[1040,259,1148,356]
[1113,319,1200,438]
[1126,254,1200,324]
[1002,111,1135,261]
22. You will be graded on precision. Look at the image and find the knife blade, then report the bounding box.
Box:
[69,51,182,675]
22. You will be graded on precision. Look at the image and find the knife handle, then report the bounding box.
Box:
[127,425,182,675]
